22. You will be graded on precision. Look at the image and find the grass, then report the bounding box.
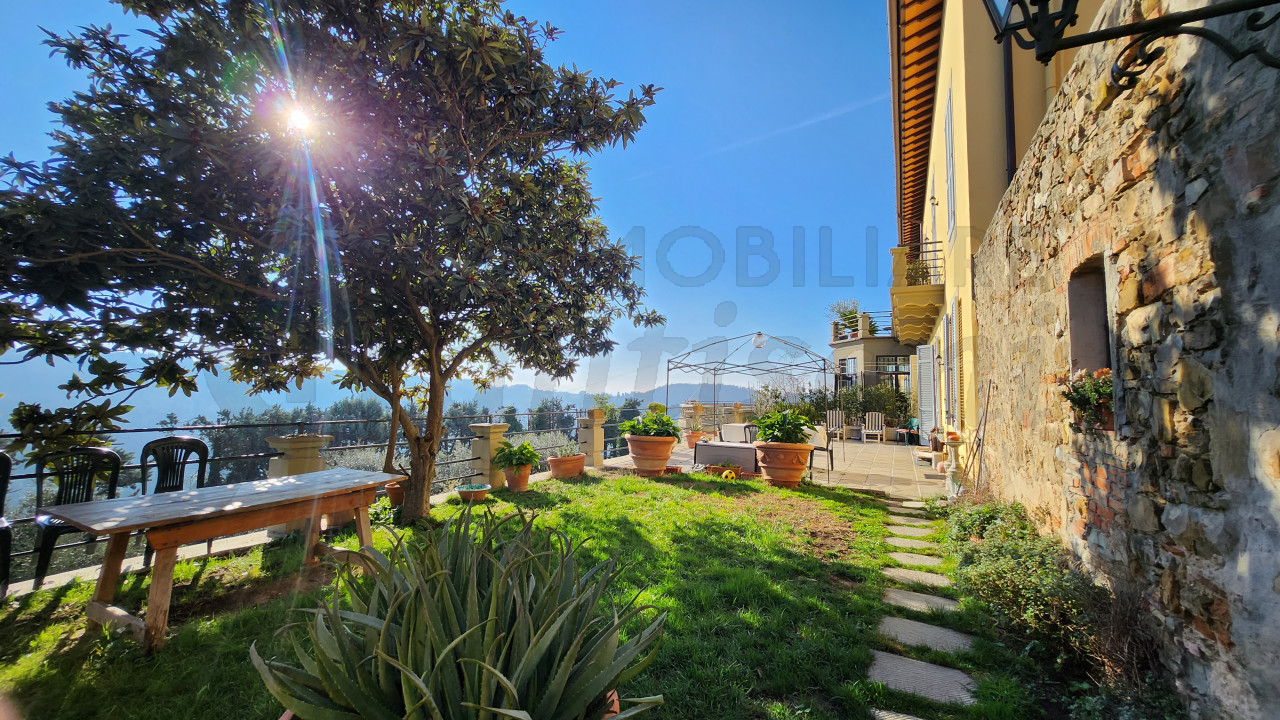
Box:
[0,471,1046,720]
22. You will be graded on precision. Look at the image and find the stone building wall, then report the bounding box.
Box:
[972,1,1280,718]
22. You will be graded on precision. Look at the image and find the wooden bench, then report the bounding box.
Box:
[45,467,402,651]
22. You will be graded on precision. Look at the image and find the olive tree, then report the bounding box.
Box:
[0,0,661,520]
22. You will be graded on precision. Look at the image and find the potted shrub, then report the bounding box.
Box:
[252,509,666,720]
[619,406,681,477]
[547,435,587,478]
[455,483,491,502]
[684,416,706,448]
[1060,367,1114,432]
[493,440,540,492]
[752,410,816,489]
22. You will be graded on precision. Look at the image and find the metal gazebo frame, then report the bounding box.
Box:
[664,332,835,480]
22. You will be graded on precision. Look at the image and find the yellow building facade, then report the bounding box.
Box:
[886,0,1102,438]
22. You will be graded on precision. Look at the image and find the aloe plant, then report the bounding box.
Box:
[251,509,665,719]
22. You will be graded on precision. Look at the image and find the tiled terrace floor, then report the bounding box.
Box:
[604,438,947,499]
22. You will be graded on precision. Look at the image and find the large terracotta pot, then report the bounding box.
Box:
[685,431,705,448]
[548,453,587,478]
[624,435,678,477]
[753,441,814,489]
[503,464,532,492]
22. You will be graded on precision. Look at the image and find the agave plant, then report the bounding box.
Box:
[251,509,666,720]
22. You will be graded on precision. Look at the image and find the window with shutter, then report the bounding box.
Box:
[955,301,964,427]
[947,300,958,425]
[917,345,935,444]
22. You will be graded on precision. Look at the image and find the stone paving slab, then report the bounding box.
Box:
[887,515,933,526]
[886,506,928,516]
[901,501,927,509]
[878,616,975,653]
[886,525,934,537]
[883,567,952,587]
[868,650,975,705]
[870,710,927,720]
[890,551,944,567]
[884,587,960,613]
[886,536,938,550]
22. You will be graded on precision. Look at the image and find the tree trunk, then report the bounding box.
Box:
[399,373,445,523]
[383,390,400,474]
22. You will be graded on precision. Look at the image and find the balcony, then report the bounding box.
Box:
[890,243,945,344]
[830,311,895,344]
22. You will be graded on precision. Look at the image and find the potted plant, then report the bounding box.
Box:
[493,440,541,492]
[455,483,491,502]
[752,410,816,489]
[253,509,666,720]
[684,416,706,448]
[547,435,587,479]
[1060,367,1115,432]
[619,406,681,477]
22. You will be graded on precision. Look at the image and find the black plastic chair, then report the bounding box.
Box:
[140,436,210,567]
[33,448,122,589]
[0,453,11,597]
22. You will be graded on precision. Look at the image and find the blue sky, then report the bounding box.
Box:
[0,0,894,411]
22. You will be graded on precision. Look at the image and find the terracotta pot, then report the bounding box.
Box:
[664,465,682,474]
[624,435,678,477]
[548,453,587,478]
[503,465,532,492]
[1097,405,1115,430]
[385,481,404,506]
[685,431,705,448]
[753,440,814,489]
[603,689,620,718]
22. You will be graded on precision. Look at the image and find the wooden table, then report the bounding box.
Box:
[45,467,402,651]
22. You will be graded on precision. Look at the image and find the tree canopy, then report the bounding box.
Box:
[1,0,662,519]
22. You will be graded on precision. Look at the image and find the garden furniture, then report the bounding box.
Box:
[863,413,886,443]
[140,436,210,568]
[719,423,758,443]
[807,426,834,471]
[693,441,760,473]
[33,448,122,589]
[43,466,401,651]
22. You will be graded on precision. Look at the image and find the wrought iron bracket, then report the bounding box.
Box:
[992,0,1280,89]
[1112,8,1280,88]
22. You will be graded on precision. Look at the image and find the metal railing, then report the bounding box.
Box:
[903,240,944,286]
[830,311,895,342]
[0,408,589,567]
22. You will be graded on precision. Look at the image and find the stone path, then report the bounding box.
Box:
[886,525,933,537]
[870,711,927,720]
[885,536,935,550]
[882,567,952,587]
[888,551,943,567]
[868,651,975,705]
[878,616,975,652]
[871,498,977,715]
[887,514,932,526]
[883,587,960,613]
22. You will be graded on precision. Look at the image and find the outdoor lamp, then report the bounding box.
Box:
[752,332,767,349]
[982,0,1280,88]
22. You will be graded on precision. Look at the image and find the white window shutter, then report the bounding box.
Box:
[917,345,935,446]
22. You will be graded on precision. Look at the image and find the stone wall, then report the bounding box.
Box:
[972,1,1280,718]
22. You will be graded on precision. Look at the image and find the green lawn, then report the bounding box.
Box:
[0,472,1042,720]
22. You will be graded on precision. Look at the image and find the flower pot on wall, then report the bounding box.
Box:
[503,464,532,492]
[624,435,677,477]
[548,453,586,478]
[685,431,705,448]
[753,441,814,489]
